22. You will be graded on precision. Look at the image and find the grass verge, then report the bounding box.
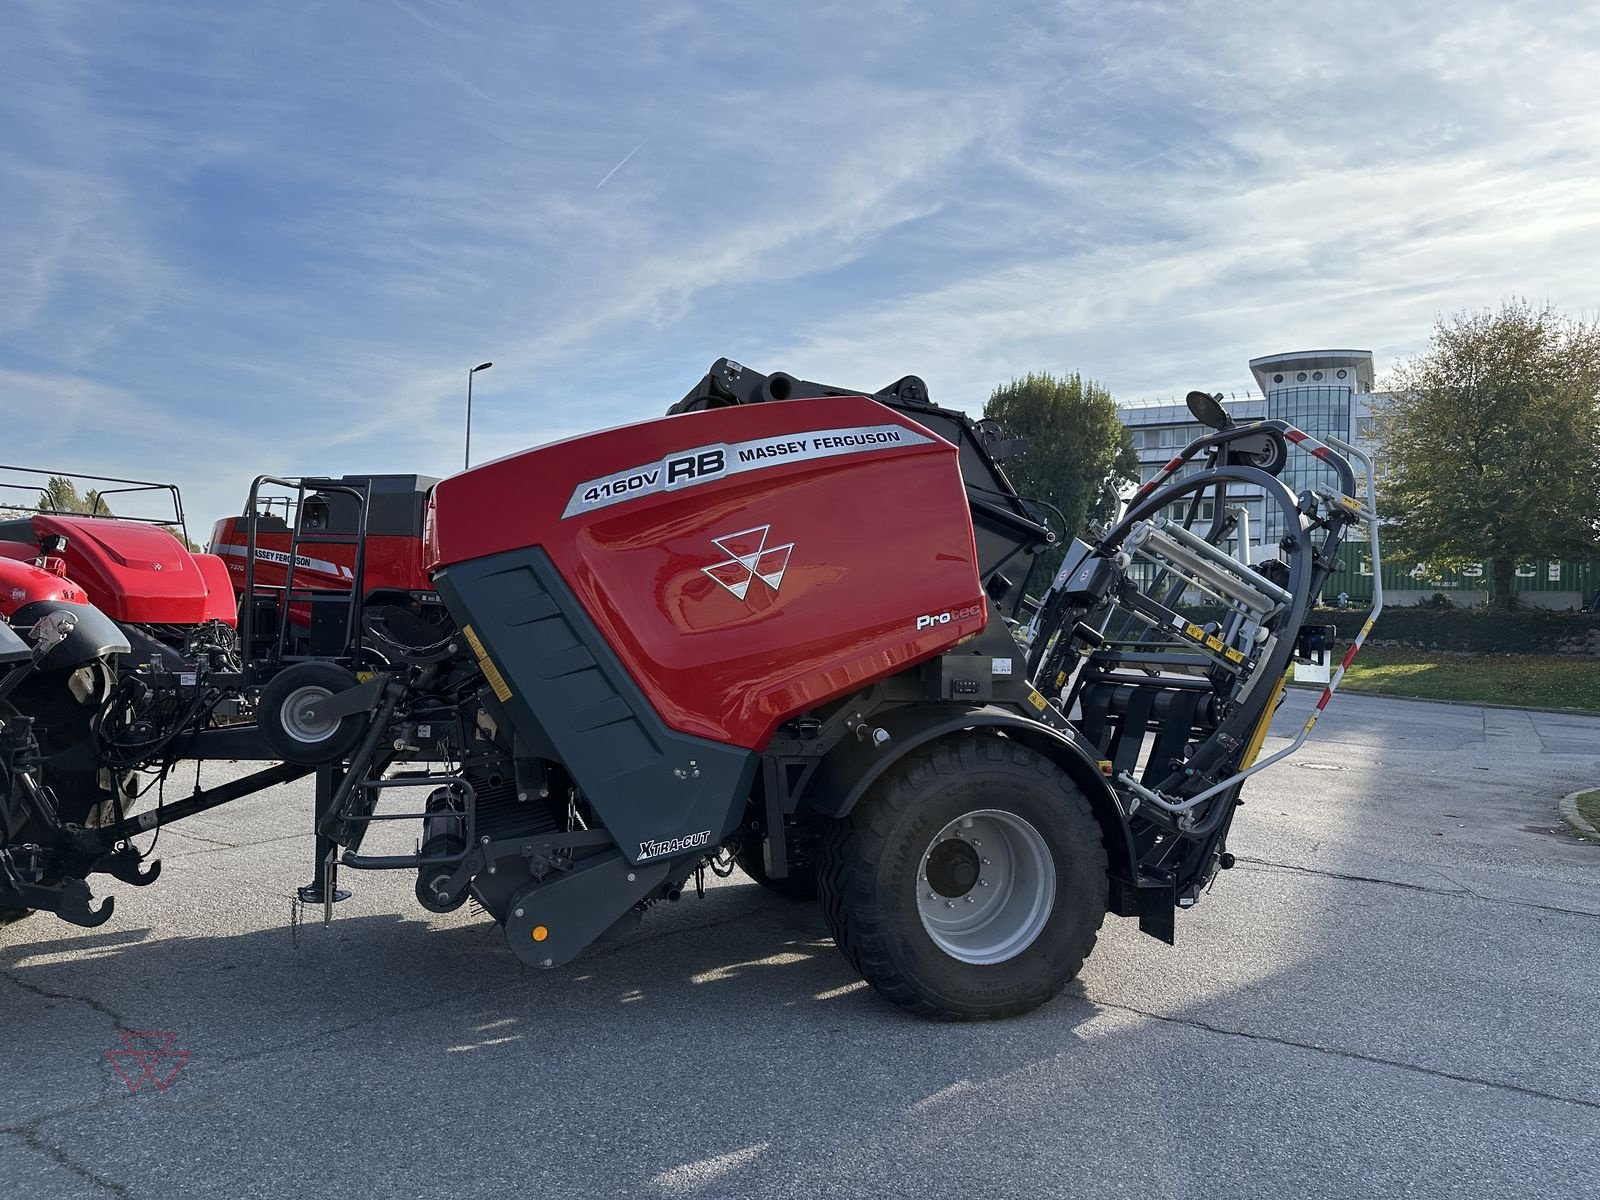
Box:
[1573,789,1600,833]
[1309,647,1600,712]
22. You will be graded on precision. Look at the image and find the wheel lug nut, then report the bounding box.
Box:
[979,879,989,887]
[945,900,955,909]
[928,892,937,900]
[982,857,991,865]
[965,896,975,904]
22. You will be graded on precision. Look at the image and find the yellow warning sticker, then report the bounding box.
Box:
[1027,689,1048,712]
[1185,623,1206,641]
[1205,635,1225,652]
[463,624,513,702]
[1055,670,1068,688]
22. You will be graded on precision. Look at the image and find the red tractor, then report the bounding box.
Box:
[0,363,1381,1020]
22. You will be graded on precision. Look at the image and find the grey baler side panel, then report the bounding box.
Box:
[433,547,757,865]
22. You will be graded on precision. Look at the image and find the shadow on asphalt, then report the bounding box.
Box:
[4,865,1598,1198]
[0,884,1102,1046]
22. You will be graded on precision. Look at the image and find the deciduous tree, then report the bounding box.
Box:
[1375,300,1600,608]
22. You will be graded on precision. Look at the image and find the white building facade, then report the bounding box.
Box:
[1119,348,1379,553]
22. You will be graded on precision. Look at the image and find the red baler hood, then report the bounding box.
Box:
[427,394,986,748]
[32,515,236,627]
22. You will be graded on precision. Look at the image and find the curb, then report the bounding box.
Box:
[1283,681,1599,718]
[1559,789,1600,840]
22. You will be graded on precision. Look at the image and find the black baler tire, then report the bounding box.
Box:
[817,733,1107,1021]
[0,907,31,928]
[736,848,819,901]
[258,663,367,765]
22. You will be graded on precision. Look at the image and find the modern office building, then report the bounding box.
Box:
[1117,389,1266,538]
[1248,350,1379,526]
[1119,348,1378,549]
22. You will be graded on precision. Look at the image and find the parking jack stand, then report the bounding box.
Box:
[297,762,351,911]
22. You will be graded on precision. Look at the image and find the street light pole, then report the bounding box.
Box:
[465,361,493,470]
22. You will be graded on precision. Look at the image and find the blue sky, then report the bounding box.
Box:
[3,0,1598,529]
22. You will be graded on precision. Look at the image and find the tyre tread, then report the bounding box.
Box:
[817,733,1107,1021]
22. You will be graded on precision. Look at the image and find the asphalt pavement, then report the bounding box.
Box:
[3,691,1598,1199]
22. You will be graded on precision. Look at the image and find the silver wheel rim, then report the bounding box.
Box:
[916,809,1055,965]
[280,684,339,745]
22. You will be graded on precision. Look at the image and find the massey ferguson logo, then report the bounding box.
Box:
[639,830,712,860]
[702,525,793,602]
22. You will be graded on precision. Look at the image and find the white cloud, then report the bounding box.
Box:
[764,0,1600,405]
[0,0,1597,529]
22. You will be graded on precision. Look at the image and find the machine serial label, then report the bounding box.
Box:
[561,423,934,518]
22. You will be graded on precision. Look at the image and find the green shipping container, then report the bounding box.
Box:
[1318,544,1600,607]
